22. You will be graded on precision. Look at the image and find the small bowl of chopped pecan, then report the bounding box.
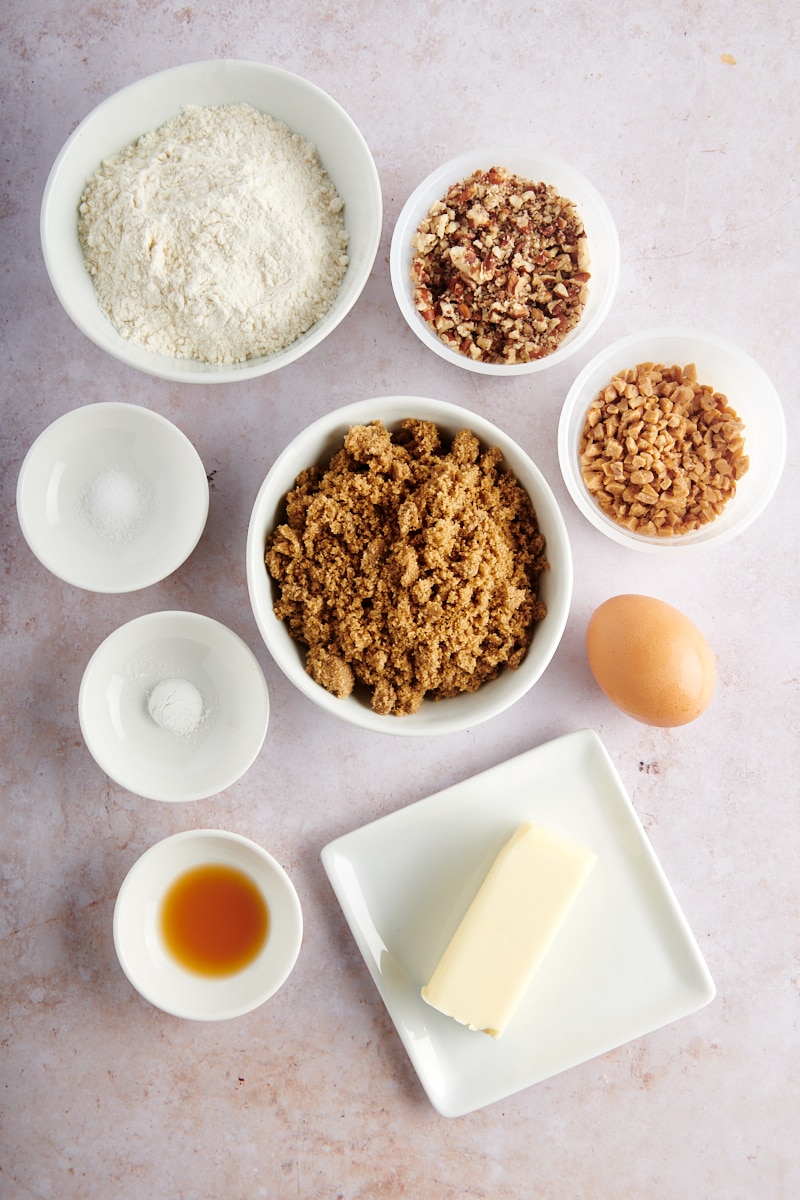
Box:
[557,328,787,551]
[246,396,573,735]
[390,149,620,374]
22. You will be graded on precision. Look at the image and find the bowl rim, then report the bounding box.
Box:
[389,146,621,376]
[40,58,383,384]
[15,400,209,592]
[557,325,788,553]
[246,394,573,736]
[78,609,270,801]
[112,828,303,1020]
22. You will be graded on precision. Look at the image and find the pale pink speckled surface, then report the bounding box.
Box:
[1,2,799,1198]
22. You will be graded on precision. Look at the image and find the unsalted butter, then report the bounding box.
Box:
[421,821,596,1038]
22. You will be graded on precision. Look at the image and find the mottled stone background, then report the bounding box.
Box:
[1,2,798,1197]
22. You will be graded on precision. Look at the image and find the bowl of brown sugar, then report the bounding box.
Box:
[246,396,573,735]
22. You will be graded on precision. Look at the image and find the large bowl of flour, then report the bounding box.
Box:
[41,61,383,383]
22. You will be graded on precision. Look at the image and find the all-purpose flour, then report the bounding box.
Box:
[78,104,349,364]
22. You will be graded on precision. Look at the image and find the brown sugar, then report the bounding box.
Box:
[264,418,548,716]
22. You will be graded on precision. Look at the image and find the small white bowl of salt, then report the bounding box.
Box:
[16,401,208,592]
[79,611,270,802]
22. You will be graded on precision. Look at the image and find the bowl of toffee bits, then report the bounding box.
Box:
[557,328,787,552]
[390,149,620,374]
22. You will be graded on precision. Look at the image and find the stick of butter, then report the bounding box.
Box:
[421,821,597,1038]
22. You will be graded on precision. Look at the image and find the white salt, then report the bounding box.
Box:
[81,464,152,546]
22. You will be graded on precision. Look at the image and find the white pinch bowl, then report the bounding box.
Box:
[79,611,270,801]
[246,396,573,736]
[41,59,382,383]
[113,829,303,1021]
[16,401,208,592]
[557,327,787,553]
[390,148,620,375]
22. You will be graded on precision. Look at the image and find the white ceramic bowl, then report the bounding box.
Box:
[16,402,208,592]
[79,611,270,801]
[557,328,787,553]
[41,59,382,383]
[390,148,620,375]
[113,829,303,1020]
[246,396,573,736]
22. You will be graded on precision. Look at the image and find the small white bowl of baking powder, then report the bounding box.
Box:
[16,402,209,592]
[41,60,382,383]
[79,611,270,802]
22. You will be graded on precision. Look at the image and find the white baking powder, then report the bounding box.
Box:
[147,678,205,738]
[78,103,349,364]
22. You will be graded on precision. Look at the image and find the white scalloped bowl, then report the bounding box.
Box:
[41,60,382,383]
[246,396,572,736]
[390,148,620,375]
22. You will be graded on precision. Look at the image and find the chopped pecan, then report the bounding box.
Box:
[410,167,589,365]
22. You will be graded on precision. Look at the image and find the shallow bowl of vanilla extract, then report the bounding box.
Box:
[16,401,209,592]
[41,59,382,383]
[113,829,303,1021]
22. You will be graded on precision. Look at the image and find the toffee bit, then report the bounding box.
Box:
[579,362,749,536]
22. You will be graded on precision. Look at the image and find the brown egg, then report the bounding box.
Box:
[586,594,716,727]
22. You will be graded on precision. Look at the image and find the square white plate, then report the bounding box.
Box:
[321,728,715,1117]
